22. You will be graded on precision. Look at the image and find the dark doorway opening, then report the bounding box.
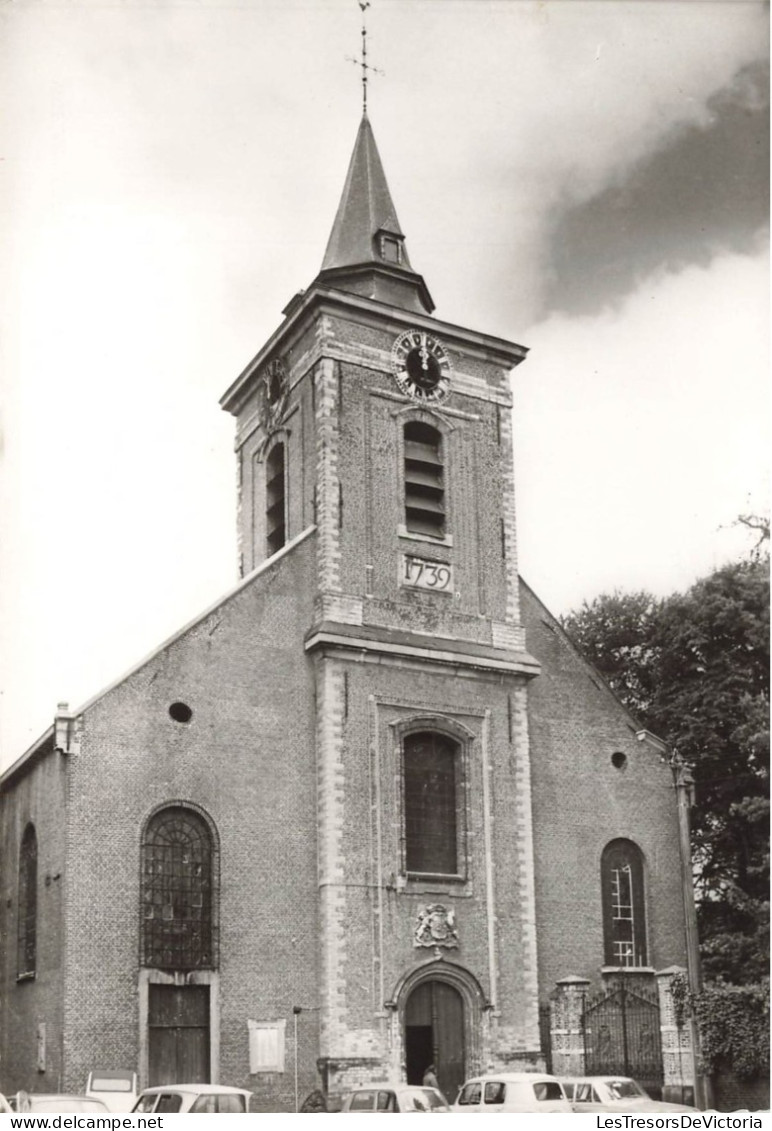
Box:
[404,980,465,1103]
[148,984,210,1086]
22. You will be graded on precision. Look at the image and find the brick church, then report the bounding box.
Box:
[1,112,696,1110]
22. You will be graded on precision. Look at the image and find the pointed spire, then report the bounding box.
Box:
[315,115,434,314]
[322,114,409,272]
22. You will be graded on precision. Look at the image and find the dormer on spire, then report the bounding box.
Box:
[315,115,434,314]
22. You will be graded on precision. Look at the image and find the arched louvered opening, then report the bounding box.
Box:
[266,442,286,555]
[404,422,444,538]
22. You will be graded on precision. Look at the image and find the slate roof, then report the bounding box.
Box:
[321,113,411,271]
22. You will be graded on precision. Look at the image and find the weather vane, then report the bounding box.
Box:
[346,1,384,114]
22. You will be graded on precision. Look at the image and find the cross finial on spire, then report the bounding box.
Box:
[346,1,383,114]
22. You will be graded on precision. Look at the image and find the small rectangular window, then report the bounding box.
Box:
[380,236,402,263]
[217,1095,247,1113]
[189,1096,216,1114]
[350,1091,376,1111]
[484,1082,506,1105]
[533,1082,563,1101]
[155,1095,182,1114]
[458,1084,481,1106]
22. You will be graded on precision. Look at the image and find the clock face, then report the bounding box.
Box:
[391,330,451,402]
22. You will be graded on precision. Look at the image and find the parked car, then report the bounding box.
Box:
[452,1073,572,1113]
[85,1070,138,1113]
[561,1076,697,1113]
[340,1085,451,1112]
[131,1084,252,1114]
[14,1093,110,1113]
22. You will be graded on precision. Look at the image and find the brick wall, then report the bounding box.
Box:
[522,580,688,999]
[0,741,66,1093]
[57,534,322,1107]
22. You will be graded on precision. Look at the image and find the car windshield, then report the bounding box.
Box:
[132,1095,157,1113]
[605,1079,647,1100]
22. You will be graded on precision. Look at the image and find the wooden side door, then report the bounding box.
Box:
[148,985,210,1086]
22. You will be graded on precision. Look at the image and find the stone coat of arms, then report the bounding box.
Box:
[414,903,458,949]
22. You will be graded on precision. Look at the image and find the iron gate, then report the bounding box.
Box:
[582,979,663,1098]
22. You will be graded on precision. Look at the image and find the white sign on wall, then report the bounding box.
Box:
[248,1018,286,1073]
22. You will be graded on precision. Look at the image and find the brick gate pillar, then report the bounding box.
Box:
[550,976,590,1076]
[656,966,696,1107]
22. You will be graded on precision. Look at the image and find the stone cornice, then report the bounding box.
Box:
[220,284,528,416]
[304,620,540,678]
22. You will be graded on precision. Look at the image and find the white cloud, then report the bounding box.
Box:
[513,247,770,614]
[0,1,767,764]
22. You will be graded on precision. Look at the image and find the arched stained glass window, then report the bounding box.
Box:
[141,807,215,971]
[18,823,37,978]
[601,839,647,967]
[404,731,459,875]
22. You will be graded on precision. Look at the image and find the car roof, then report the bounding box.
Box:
[561,1076,634,1083]
[27,1095,101,1100]
[139,1085,251,1096]
[461,1073,562,1085]
[349,1084,437,1093]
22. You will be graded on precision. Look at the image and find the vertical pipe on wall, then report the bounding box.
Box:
[480,710,498,1010]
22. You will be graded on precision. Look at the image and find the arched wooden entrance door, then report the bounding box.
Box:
[404,980,465,1103]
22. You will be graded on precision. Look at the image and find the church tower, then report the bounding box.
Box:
[220,113,542,1099]
[0,76,694,1114]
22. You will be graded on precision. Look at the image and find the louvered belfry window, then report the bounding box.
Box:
[404,731,458,875]
[266,442,286,555]
[601,839,647,967]
[17,823,37,978]
[141,807,214,971]
[404,422,445,538]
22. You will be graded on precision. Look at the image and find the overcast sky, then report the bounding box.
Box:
[1,0,768,767]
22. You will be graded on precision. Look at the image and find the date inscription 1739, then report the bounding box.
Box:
[402,555,453,592]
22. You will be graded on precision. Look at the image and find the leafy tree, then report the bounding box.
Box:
[560,589,661,718]
[563,555,769,984]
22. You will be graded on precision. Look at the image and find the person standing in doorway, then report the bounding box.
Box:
[422,1064,439,1090]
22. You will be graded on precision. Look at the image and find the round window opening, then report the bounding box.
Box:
[169,701,193,724]
[611,751,627,770]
